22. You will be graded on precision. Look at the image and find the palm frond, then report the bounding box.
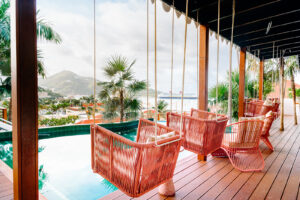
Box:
[37,11,62,44]
[127,80,146,94]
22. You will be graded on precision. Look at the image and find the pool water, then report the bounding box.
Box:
[0,129,192,200]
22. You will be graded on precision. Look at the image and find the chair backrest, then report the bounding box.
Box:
[225,120,264,149]
[244,101,258,116]
[272,103,280,112]
[167,112,228,155]
[257,104,273,116]
[261,115,274,137]
[190,108,228,121]
[91,119,181,196]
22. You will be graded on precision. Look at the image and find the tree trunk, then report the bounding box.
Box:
[291,72,298,125]
[120,90,124,122]
[280,57,284,131]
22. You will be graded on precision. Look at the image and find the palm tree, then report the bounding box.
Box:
[98,55,146,122]
[0,0,61,77]
[209,69,260,120]
[0,0,61,119]
[152,100,168,120]
[285,55,299,125]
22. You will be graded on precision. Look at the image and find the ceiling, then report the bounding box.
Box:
[161,0,300,60]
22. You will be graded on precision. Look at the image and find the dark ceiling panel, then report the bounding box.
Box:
[161,0,300,59]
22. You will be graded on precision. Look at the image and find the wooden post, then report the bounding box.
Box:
[198,24,209,111]
[238,48,246,118]
[3,108,7,120]
[11,0,39,199]
[280,56,284,131]
[198,25,209,161]
[259,60,264,100]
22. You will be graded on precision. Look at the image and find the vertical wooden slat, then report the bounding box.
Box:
[198,25,209,162]
[259,60,264,100]
[280,56,284,131]
[238,48,246,118]
[198,25,209,111]
[11,0,39,199]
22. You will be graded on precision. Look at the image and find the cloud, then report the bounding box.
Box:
[37,0,242,95]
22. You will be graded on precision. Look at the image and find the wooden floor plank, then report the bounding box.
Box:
[148,158,224,200]
[165,160,229,200]
[182,164,234,200]
[232,119,299,200]
[282,137,300,199]
[249,124,300,200]
[0,171,13,200]
[266,126,300,200]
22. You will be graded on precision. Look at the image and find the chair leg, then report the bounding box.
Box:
[198,155,207,161]
[158,179,175,197]
[261,137,274,151]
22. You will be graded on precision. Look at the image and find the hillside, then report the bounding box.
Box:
[39,71,100,96]
[39,70,164,97]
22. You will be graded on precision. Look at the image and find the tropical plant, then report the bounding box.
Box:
[152,100,168,120]
[39,115,79,127]
[209,69,259,120]
[0,0,61,119]
[98,55,146,122]
[285,55,299,125]
[157,100,168,114]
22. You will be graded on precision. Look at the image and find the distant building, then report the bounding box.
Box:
[268,80,300,98]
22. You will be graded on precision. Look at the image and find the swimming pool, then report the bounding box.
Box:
[0,128,192,200]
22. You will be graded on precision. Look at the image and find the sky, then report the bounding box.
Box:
[37,0,259,95]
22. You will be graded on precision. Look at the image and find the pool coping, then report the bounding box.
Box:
[0,119,144,141]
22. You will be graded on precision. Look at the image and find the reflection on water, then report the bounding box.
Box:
[0,142,49,190]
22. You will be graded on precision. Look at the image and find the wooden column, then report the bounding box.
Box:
[198,24,209,111]
[280,56,284,131]
[259,60,264,100]
[238,48,246,118]
[11,0,39,199]
[198,25,209,162]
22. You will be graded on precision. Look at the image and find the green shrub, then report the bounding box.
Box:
[39,115,79,127]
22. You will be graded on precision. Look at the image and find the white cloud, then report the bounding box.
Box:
[37,0,242,95]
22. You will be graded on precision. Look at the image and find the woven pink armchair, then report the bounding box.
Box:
[244,101,273,117]
[91,118,181,197]
[261,114,275,151]
[166,110,228,157]
[213,120,265,172]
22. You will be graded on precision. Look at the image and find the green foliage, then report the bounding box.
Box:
[297,89,300,97]
[209,70,242,120]
[157,100,168,114]
[98,55,146,122]
[289,88,300,98]
[0,76,11,100]
[39,115,79,127]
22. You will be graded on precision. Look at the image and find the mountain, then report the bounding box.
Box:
[39,71,99,96]
[39,70,165,97]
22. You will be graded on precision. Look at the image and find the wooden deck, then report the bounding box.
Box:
[101,116,300,200]
[0,171,13,200]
